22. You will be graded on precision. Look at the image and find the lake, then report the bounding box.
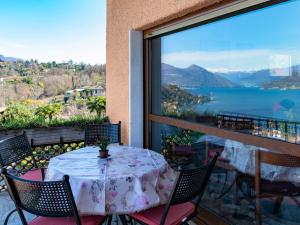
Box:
[188,87,300,122]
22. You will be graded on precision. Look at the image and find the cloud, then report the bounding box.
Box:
[162,49,300,72]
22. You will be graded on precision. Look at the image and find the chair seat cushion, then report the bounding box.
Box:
[20,168,43,181]
[29,215,105,225]
[130,202,195,225]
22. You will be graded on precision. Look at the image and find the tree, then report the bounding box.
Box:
[86,96,106,117]
[35,103,62,121]
[161,84,210,115]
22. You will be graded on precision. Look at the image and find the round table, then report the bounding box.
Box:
[222,139,300,183]
[45,145,176,215]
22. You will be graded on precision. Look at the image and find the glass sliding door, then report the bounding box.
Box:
[146,0,300,224]
[150,0,300,144]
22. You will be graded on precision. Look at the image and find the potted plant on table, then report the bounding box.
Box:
[98,138,110,158]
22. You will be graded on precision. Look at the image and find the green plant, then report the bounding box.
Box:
[35,103,62,121]
[0,115,46,130]
[98,138,109,151]
[161,84,210,117]
[48,115,109,128]
[1,103,34,122]
[86,96,106,117]
[163,129,203,147]
[0,113,109,131]
[21,77,34,85]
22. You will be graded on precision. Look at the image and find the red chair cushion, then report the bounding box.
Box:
[20,168,43,181]
[209,149,225,160]
[130,202,195,225]
[29,215,105,225]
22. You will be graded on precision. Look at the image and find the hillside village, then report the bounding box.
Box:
[0,54,106,108]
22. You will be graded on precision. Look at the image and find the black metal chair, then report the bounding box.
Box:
[84,122,122,146]
[125,152,219,225]
[1,168,109,225]
[0,133,44,176]
[0,133,45,225]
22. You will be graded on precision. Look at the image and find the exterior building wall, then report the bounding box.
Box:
[106,0,224,144]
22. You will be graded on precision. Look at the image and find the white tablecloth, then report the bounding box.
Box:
[222,140,300,184]
[45,145,176,215]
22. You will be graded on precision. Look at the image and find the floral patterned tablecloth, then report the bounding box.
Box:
[222,140,300,184]
[45,145,177,215]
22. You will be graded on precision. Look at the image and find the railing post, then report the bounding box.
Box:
[59,136,64,153]
[60,136,64,144]
[285,122,288,142]
[294,123,297,144]
[118,121,122,145]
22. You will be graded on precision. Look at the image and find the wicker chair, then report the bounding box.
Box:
[84,122,122,146]
[125,152,219,225]
[0,133,45,225]
[1,168,108,225]
[254,151,300,225]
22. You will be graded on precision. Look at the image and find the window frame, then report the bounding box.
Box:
[143,0,300,157]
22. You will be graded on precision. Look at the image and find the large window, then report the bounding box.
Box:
[146,1,300,224]
[150,0,300,144]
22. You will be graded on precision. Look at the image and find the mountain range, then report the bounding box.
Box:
[162,63,237,88]
[0,54,22,62]
[162,63,300,89]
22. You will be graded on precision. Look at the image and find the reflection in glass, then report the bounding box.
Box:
[151,122,300,224]
[151,0,300,144]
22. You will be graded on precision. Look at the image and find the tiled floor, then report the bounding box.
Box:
[0,191,35,225]
[0,191,122,225]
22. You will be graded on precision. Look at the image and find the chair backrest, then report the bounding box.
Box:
[1,168,81,225]
[256,150,300,168]
[255,150,300,187]
[0,133,34,168]
[84,122,121,146]
[254,150,300,225]
[160,152,219,225]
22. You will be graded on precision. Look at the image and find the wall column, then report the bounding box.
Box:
[129,30,143,147]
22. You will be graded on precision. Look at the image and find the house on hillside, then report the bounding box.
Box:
[64,86,105,103]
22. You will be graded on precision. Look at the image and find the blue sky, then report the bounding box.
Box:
[0,0,106,65]
[162,0,300,72]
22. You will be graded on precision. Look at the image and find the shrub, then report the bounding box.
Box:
[163,129,203,146]
[21,77,34,85]
[35,103,63,121]
[1,103,34,122]
[48,115,109,128]
[0,103,49,130]
[0,113,109,131]
[86,96,106,117]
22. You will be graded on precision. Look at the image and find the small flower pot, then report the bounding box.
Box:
[99,150,109,158]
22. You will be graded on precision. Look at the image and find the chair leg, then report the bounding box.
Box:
[4,209,17,225]
[125,215,133,225]
[255,196,261,225]
[119,215,128,225]
[106,216,113,225]
[273,196,284,215]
